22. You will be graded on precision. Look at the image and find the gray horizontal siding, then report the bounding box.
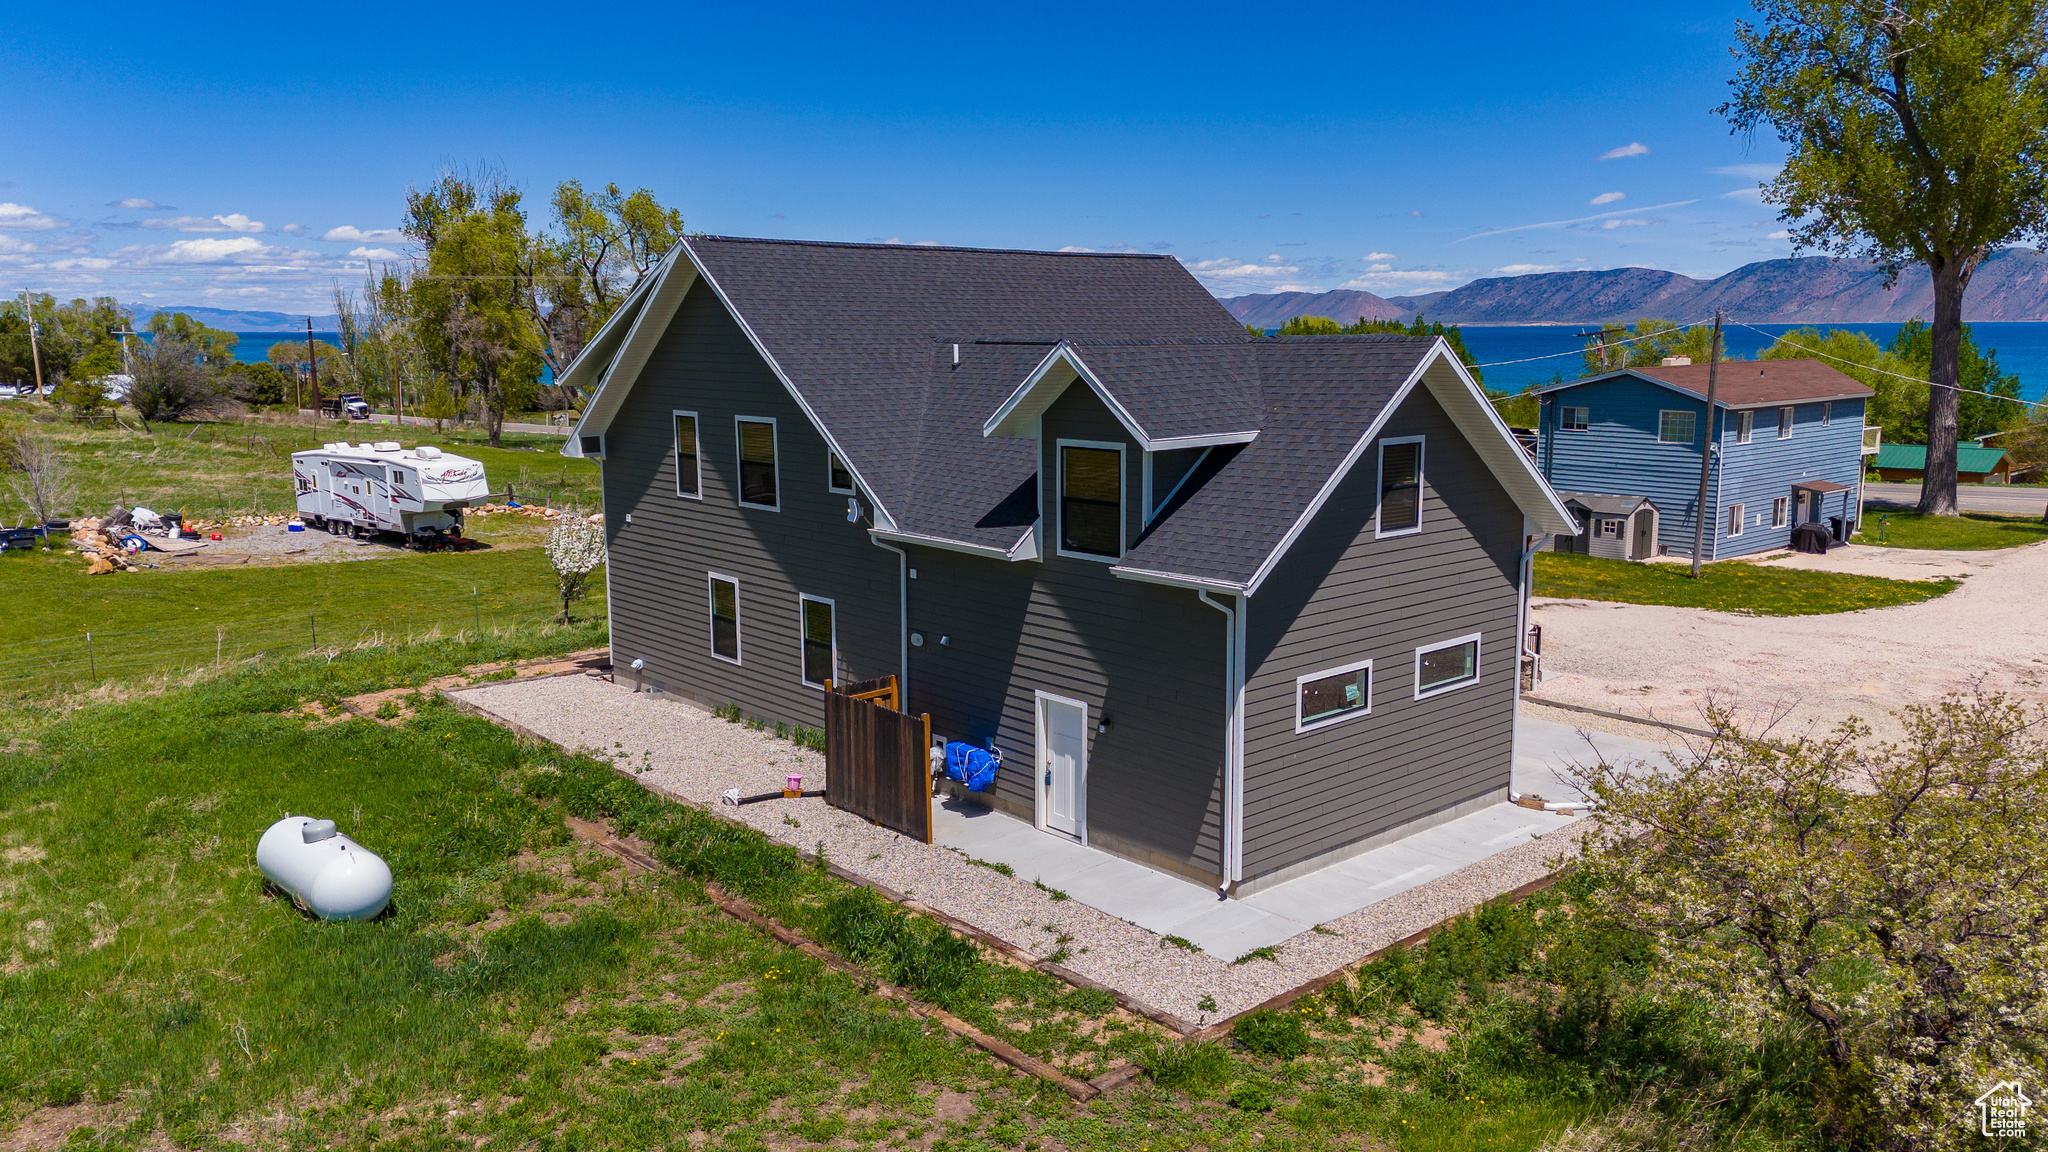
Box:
[1241,385,1522,881]
[603,280,900,729]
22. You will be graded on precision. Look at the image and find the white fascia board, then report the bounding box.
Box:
[1147,430,1259,449]
[682,239,898,533]
[984,345,1075,438]
[558,255,664,397]
[984,345,1259,449]
[1007,521,1041,562]
[868,527,1026,561]
[1108,564,1248,594]
[564,248,696,459]
[1241,341,1576,597]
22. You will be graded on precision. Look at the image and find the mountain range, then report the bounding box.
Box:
[1222,249,2048,328]
[135,305,341,332]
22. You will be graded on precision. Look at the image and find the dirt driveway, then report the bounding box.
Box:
[1530,540,2048,738]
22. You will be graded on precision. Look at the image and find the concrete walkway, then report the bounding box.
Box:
[932,716,1670,957]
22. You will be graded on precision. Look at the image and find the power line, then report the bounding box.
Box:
[1470,317,1718,369]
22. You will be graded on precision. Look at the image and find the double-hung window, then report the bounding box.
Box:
[799,595,835,687]
[673,411,701,498]
[1822,401,1833,427]
[1771,497,1788,528]
[1561,406,1590,432]
[1727,504,1747,537]
[1736,410,1754,444]
[1058,442,1123,559]
[1414,633,1481,699]
[736,418,778,509]
[1658,410,1696,445]
[1296,660,1372,732]
[1777,406,1795,439]
[827,451,855,494]
[1377,437,1424,537]
[709,574,741,663]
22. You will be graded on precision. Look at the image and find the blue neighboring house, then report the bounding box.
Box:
[1533,359,1877,561]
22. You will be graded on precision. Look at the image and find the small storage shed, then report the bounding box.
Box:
[1550,492,1659,561]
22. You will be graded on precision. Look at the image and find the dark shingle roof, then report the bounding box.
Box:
[1062,339,1265,440]
[1557,491,1652,516]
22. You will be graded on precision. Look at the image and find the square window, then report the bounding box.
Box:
[1658,410,1696,444]
[1296,661,1372,731]
[827,451,855,494]
[737,419,778,509]
[1727,504,1746,537]
[1736,411,1754,444]
[1561,406,1590,432]
[1415,634,1481,698]
[800,597,835,688]
[673,412,700,498]
[1777,406,1794,439]
[1377,438,1423,536]
[709,575,741,663]
[1059,443,1123,558]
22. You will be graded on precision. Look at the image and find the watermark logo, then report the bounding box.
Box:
[1975,1080,2031,1139]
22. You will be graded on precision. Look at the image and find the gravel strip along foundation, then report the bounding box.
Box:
[451,675,1586,1024]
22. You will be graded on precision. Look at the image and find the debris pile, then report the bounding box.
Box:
[184,514,293,531]
[468,504,603,523]
[69,510,150,574]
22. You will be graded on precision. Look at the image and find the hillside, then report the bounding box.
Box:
[1223,288,1408,329]
[1224,249,2048,327]
[135,305,341,332]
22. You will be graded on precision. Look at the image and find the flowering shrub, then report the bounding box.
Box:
[544,512,606,622]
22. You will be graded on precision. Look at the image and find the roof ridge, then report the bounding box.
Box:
[692,235,1173,260]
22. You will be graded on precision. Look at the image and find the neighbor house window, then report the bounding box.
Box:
[1822,402,1833,427]
[1777,406,1795,439]
[1658,410,1696,445]
[1597,518,1621,538]
[1727,504,1746,537]
[827,451,855,494]
[1377,437,1424,537]
[709,574,741,663]
[1736,411,1754,444]
[1771,497,1788,528]
[1058,442,1123,559]
[737,418,778,509]
[1296,660,1372,733]
[1561,406,1590,432]
[1415,633,1481,699]
[799,595,835,688]
[673,411,700,498]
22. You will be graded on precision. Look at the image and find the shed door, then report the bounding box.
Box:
[1630,508,1655,560]
[1037,694,1087,840]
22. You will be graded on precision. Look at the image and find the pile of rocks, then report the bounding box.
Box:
[468,504,603,523]
[185,514,293,532]
[68,516,147,575]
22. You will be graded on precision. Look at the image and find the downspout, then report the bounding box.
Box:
[1198,590,1244,895]
[1513,524,1543,776]
[871,538,909,703]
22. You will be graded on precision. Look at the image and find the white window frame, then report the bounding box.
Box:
[1597,518,1622,539]
[826,450,856,495]
[708,572,742,666]
[1777,405,1795,440]
[672,409,702,500]
[797,593,836,689]
[1822,401,1833,427]
[1294,658,1374,733]
[1375,435,1426,539]
[1727,503,1746,537]
[734,416,780,512]
[1054,438,1126,563]
[1413,632,1482,700]
[1560,406,1590,432]
[1657,409,1696,445]
[1736,410,1754,444]
[1771,496,1788,528]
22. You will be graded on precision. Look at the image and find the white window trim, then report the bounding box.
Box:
[1736,410,1754,444]
[1822,401,1833,427]
[826,450,856,495]
[734,416,780,512]
[1294,657,1374,733]
[708,572,742,666]
[797,593,836,688]
[672,409,702,500]
[1727,503,1747,537]
[1657,409,1696,445]
[1054,438,1126,563]
[1777,406,1795,440]
[1375,435,1425,539]
[1771,496,1788,528]
[1560,406,1590,432]
[1413,632,1482,700]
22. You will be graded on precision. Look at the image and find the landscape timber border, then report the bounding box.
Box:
[1519,693,1716,739]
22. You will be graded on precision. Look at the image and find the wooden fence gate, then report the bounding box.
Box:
[823,675,933,843]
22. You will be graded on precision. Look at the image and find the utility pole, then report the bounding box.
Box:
[20,291,44,396]
[306,317,322,416]
[1689,312,1724,579]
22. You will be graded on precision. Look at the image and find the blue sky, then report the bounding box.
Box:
[0,0,1791,315]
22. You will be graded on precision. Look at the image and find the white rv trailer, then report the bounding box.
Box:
[291,441,493,547]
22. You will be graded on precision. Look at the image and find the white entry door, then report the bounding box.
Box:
[1037,693,1087,840]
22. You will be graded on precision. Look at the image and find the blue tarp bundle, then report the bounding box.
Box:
[944,741,1001,793]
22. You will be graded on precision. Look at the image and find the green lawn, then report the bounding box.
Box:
[1859,509,2048,550]
[0,543,601,699]
[1534,551,1955,614]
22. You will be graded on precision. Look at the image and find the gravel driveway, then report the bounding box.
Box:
[454,675,1601,1025]
[1531,539,2048,737]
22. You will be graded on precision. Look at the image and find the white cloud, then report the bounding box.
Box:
[1767,230,1792,240]
[1492,263,1560,275]
[348,246,402,260]
[0,203,68,231]
[1058,245,1095,253]
[1599,142,1650,160]
[1590,192,1626,205]
[141,214,266,234]
[278,223,307,235]
[1338,269,1468,294]
[1597,218,1652,230]
[321,225,406,244]
[1364,251,1396,261]
[1455,199,1696,242]
[1183,255,1313,294]
[0,235,37,254]
[1712,163,1781,179]
[117,236,318,266]
[109,197,165,210]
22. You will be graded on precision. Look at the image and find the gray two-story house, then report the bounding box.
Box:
[1534,360,1875,561]
[562,237,1575,896]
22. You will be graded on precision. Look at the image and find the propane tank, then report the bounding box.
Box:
[256,815,393,921]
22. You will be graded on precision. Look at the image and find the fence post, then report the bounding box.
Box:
[309,612,318,646]
[216,626,223,669]
[473,585,481,638]
[87,631,95,680]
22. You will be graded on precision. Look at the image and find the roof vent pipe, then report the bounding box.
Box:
[952,343,960,366]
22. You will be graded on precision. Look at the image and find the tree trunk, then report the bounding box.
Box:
[1916,255,1974,516]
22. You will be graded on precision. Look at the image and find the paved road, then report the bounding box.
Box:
[1865,481,2047,516]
